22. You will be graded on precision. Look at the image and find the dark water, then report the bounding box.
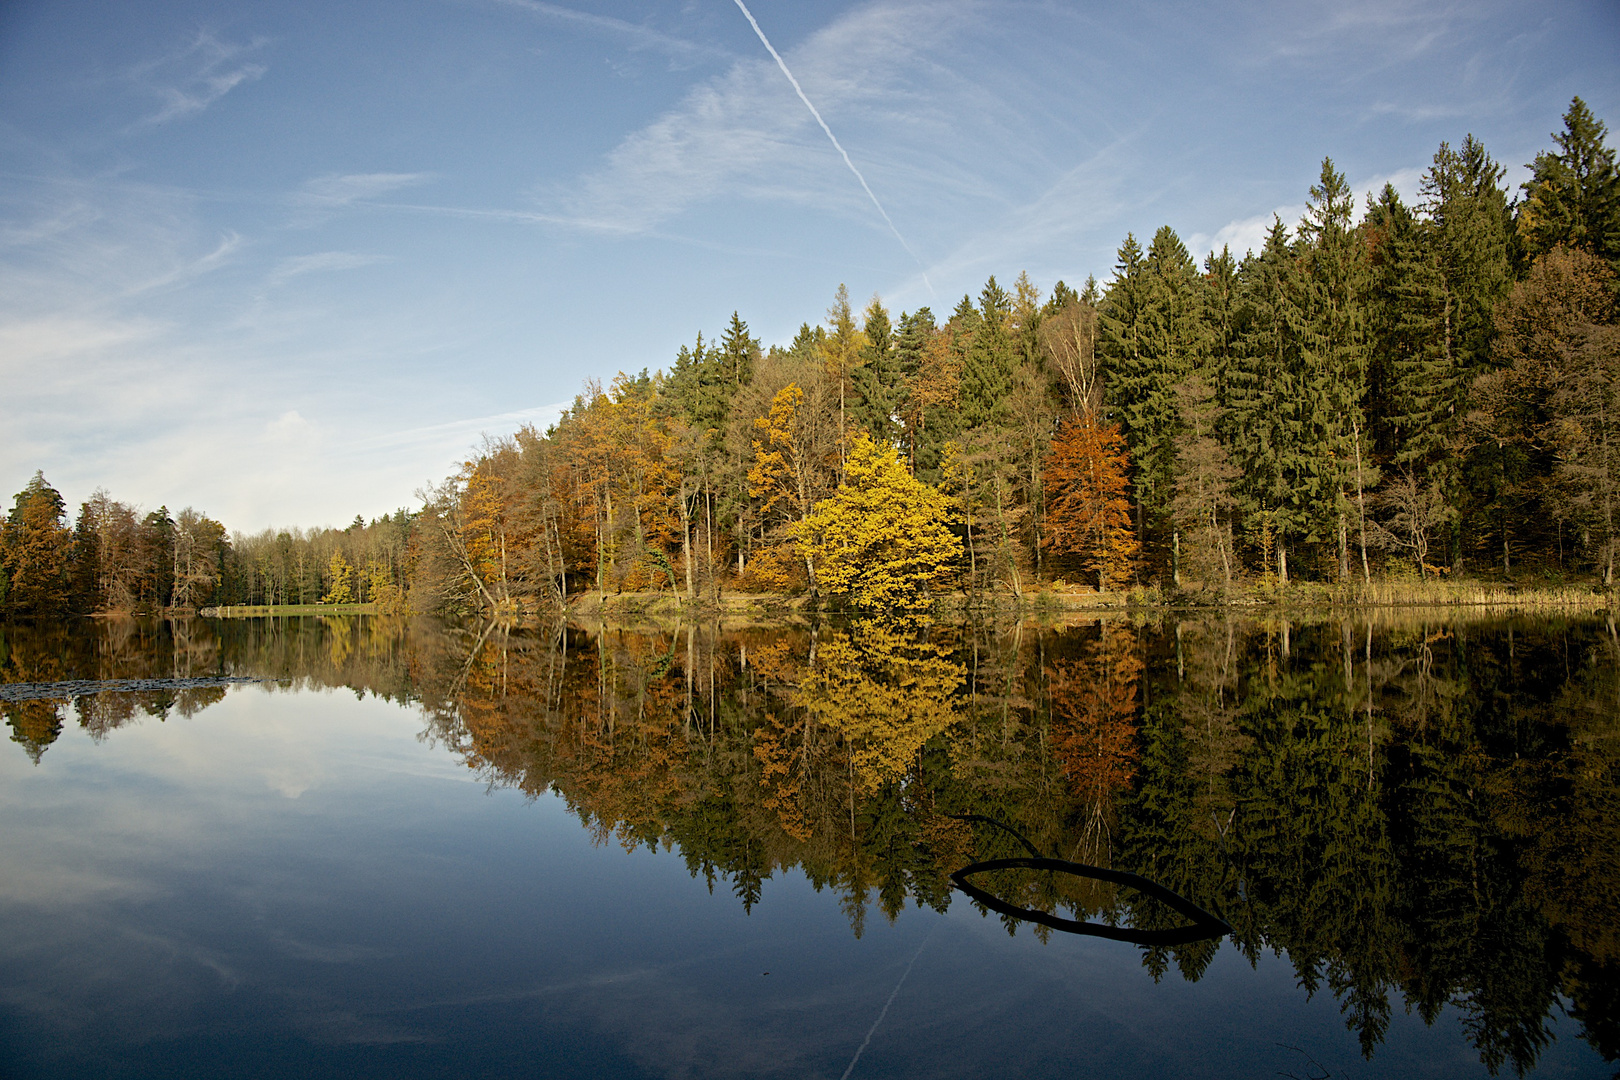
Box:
[1,612,1616,1079]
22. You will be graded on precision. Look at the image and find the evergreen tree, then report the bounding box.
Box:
[1100,234,1148,521]
[1227,218,1308,581]
[959,277,1015,429]
[1296,158,1371,579]
[1010,270,1044,369]
[1428,136,1514,376]
[1366,184,1454,473]
[849,296,902,444]
[0,472,71,617]
[1200,246,1239,392]
[669,332,727,438]
[1518,97,1620,270]
[1117,226,1203,538]
[719,311,760,392]
[893,307,956,483]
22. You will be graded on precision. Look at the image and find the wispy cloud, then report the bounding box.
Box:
[491,0,729,65]
[295,173,431,210]
[1186,208,1303,262]
[0,315,161,374]
[348,403,569,454]
[551,2,972,236]
[731,0,930,289]
[126,31,267,129]
[268,251,387,286]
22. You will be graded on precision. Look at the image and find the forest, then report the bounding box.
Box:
[3,97,1618,618]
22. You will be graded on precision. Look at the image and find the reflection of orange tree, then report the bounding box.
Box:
[796,619,963,793]
[1047,622,1143,858]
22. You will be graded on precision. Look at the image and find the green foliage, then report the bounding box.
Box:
[959,277,1016,429]
[1518,97,1620,270]
[0,472,71,618]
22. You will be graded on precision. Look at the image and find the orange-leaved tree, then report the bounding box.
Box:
[1043,417,1138,590]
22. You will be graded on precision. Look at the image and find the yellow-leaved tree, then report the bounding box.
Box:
[322,550,354,604]
[796,433,961,612]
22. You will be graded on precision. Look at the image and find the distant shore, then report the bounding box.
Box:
[171,579,1615,621]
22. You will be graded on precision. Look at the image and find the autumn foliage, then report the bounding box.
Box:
[1042,417,1138,589]
[796,433,962,611]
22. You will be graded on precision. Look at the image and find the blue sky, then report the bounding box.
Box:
[2,0,1617,530]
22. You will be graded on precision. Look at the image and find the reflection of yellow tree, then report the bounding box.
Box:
[797,620,963,793]
[325,616,354,671]
[752,708,816,841]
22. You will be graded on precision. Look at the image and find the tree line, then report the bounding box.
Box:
[0,474,414,617]
[4,97,1617,618]
[414,97,1620,614]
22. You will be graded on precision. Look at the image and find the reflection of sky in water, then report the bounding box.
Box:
[0,686,1606,1079]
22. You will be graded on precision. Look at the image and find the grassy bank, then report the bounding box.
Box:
[193,578,1613,625]
[200,604,378,617]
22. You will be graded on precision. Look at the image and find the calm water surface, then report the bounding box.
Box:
[1,613,1616,1079]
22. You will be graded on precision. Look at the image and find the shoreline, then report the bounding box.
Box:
[147,580,1614,622]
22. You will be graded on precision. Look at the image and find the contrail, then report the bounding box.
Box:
[732,0,932,292]
[839,929,931,1079]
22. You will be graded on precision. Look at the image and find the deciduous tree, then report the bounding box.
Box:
[796,433,961,612]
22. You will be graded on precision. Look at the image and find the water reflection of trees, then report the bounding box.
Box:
[2,612,1616,1075]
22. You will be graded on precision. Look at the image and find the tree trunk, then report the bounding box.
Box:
[1353,420,1370,584]
[680,481,694,600]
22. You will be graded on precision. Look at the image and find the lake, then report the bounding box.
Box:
[1,612,1615,1079]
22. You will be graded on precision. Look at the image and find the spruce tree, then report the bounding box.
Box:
[1428,136,1513,376]
[719,312,760,392]
[1227,219,1308,581]
[1296,158,1371,579]
[849,296,902,443]
[669,332,728,440]
[893,307,954,483]
[1518,97,1620,270]
[1366,184,1454,472]
[1106,228,1202,542]
[959,277,1015,429]
[1100,234,1147,521]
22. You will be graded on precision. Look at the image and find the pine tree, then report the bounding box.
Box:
[1296,158,1371,580]
[0,472,71,617]
[959,277,1015,429]
[1114,226,1203,540]
[1518,97,1620,270]
[1227,218,1307,581]
[849,295,902,444]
